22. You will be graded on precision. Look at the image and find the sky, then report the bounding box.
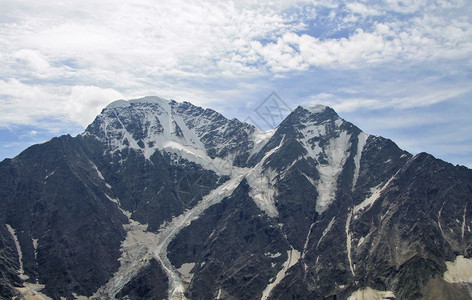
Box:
[0,0,471,167]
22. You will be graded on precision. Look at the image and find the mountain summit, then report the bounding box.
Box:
[1,97,472,299]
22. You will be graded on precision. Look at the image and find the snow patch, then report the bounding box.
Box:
[105,194,131,218]
[72,293,88,300]
[298,119,351,214]
[15,282,52,300]
[90,162,105,180]
[462,206,467,241]
[348,287,395,300]
[317,217,336,248]
[301,171,317,188]
[302,222,316,260]
[162,140,232,176]
[354,176,395,215]
[155,174,244,299]
[250,128,276,157]
[261,249,301,300]
[93,220,156,298]
[313,131,351,214]
[352,132,368,191]
[216,288,223,299]
[345,211,355,276]
[95,172,245,299]
[6,224,29,281]
[248,172,277,218]
[44,169,55,180]
[32,238,39,261]
[6,224,51,299]
[246,137,285,218]
[177,262,195,284]
[358,236,366,247]
[265,252,282,258]
[438,202,446,239]
[443,255,472,284]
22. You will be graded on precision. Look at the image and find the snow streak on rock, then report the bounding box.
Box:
[154,174,245,299]
[438,201,447,239]
[298,117,351,214]
[314,130,351,214]
[345,211,355,276]
[354,176,395,215]
[92,220,156,299]
[302,222,316,259]
[443,255,472,284]
[94,172,245,299]
[317,217,336,248]
[6,224,28,281]
[7,224,52,300]
[347,287,395,300]
[462,205,467,241]
[177,263,195,284]
[352,132,368,191]
[14,283,52,300]
[246,136,285,218]
[261,249,301,300]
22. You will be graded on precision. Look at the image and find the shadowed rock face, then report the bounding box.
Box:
[1,97,471,299]
[116,259,168,300]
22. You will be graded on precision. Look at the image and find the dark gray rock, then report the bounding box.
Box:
[116,259,168,300]
[1,98,471,299]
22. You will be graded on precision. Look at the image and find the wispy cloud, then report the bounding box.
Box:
[304,87,471,113]
[0,0,471,165]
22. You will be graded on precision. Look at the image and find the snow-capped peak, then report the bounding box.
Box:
[300,104,329,114]
[86,96,259,173]
[106,99,130,109]
[129,96,170,106]
[106,96,169,109]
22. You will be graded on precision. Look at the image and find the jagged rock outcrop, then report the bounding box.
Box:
[1,96,471,299]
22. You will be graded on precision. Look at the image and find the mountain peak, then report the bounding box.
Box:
[86,97,260,168]
[106,96,170,109]
[297,104,339,119]
[300,104,329,114]
[2,96,472,300]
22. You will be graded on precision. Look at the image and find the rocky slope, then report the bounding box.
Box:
[1,96,471,300]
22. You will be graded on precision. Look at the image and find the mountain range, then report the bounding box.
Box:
[1,96,472,300]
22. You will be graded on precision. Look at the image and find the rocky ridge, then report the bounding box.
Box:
[1,96,471,299]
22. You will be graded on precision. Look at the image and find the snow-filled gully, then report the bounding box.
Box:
[6,224,52,300]
[91,106,286,299]
[261,248,301,300]
[345,211,355,277]
[93,173,245,299]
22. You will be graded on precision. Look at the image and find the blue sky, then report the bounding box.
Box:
[1,0,471,167]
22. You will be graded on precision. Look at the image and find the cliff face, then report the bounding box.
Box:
[1,97,471,299]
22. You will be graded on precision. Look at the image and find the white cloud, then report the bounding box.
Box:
[13,49,73,79]
[15,49,50,71]
[67,86,123,126]
[248,9,472,71]
[0,79,123,128]
[346,3,382,16]
[0,0,471,165]
[1,0,470,83]
[0,79,66,125]
[384,0,427,13]
[304,86,471,113]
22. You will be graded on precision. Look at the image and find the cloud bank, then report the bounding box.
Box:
[0,0,471,165]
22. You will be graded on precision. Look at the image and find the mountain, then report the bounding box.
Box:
[1,96,471,300]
